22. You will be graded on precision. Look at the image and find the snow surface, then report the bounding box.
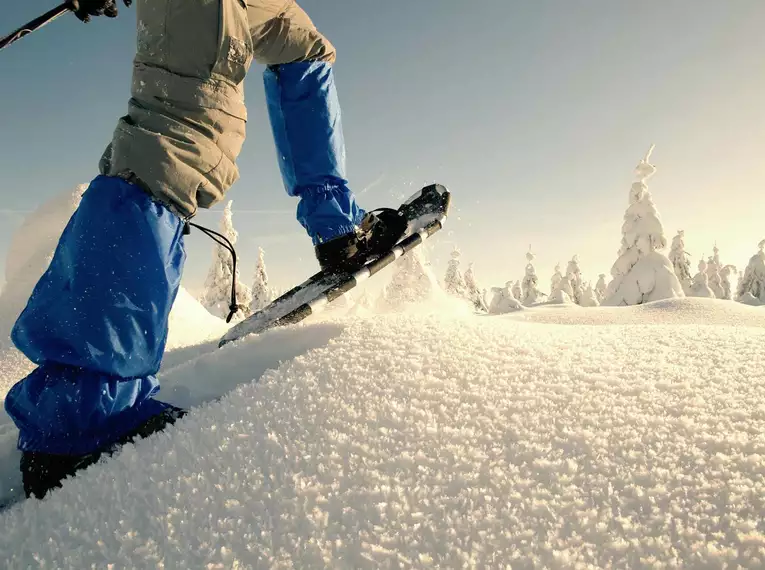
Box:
[2,297,765,568]
[3,188,765,567]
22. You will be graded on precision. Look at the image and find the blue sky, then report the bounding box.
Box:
[1,1,764,293]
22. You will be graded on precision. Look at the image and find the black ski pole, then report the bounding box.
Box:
[0,2,73,52]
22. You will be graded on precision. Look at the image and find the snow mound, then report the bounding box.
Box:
[167,288,230,350]
[513,296,765,327]
[738,292,763,307]
[2,312,765,568]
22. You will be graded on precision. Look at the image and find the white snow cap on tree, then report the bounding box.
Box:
[669,230,693,295]
[689,259,715,298]
[602,145,684,306]
[737,239,765,303]
[565,255,583,305]
[488,281,524,314]
[522,247,545,306]
[444,248,467,297]
[200,200,252,321]
[251,247,272,313]
[595,274,608,303]
[464,263,489,312]
[580,282,600,307]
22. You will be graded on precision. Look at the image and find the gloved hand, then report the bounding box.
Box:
[68,0,132,23]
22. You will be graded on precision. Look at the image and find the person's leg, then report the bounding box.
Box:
[19,403,186,499]
[248,0,365,245]
[5,177,186,498]
[6,0,255,499]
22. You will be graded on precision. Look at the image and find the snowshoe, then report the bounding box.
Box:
[219,183,451,347]
[21,405,186,499]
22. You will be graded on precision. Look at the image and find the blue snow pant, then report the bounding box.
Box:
[4,177,185,455]
[265,61,365,244]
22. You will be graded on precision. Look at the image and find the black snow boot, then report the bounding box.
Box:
[315,208,408,273]
[21,405,186,499]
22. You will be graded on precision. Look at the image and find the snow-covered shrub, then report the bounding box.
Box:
[464,263,488,312]
[689,259,715,298]
[720,265,737,301]
[595,274,607,303]
[669,230,692,295]
[444,248,467,297]
[512,280,522,302]
[488,282,523,314]
[705,246,725,299]
[580,283,600,307]
[566,255,583,305]
[550,264,563,297]
[522,249,545,306]
[737,240,765,304]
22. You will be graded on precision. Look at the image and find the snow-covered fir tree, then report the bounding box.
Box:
[669,230,693,295]
[580,282,600,307]
[550,264,563,297]
[521,248,545,306]
[444,248,467,297]
[464,263,488,312]
[595,274,608,303]
[382,248,440,309]
[720,265,738,301]
[689,259,715,298]
[705,245,725,299]
[559,274,574,300]
[250,247,272,313]
[200,201,252,321]
[512,280,522,301]
[602,146,684,306]
[488,281,523,314]
[566,255,583,305]
[737,239,765,304]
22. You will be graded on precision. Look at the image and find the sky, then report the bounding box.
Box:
[1,1,764,294]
